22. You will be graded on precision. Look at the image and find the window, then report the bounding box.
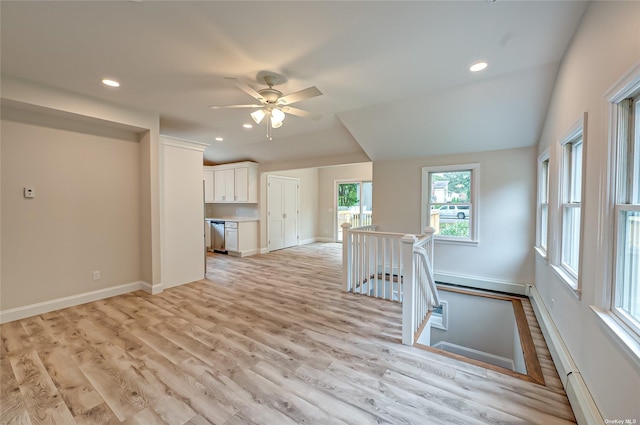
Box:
[422,164,479,244]
[536,152,550,256]
[551,118,585,291]
[561,134,583,280]
[613,93,640,336]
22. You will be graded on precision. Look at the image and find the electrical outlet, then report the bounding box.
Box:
[93,271,101,281]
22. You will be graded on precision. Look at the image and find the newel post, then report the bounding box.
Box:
[424,226,436,267]
[401,234,417,346]
[342,223,352,292]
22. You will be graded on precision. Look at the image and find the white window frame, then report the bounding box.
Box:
[551,114,586,294]
[535,150,550,259]
[592,61,640,366]
[421,163,479,246]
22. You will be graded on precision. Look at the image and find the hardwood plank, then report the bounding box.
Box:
[1,355,33,425]
[1,321,32,356]
[37,346,103,416]
[70,345,149,421]
[250,360,375,425]
[73,403,120,425]
[138,352,236,424]
[10,350,76,425]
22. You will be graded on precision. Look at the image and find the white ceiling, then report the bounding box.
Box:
[0,1,588,165]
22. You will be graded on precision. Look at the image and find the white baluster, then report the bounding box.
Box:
[401,234,417,346]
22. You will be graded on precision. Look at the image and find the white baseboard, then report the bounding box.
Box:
[141,281,164,295]
[259,238,333,254]
[434,271,528,295]
[228,248,259,258]
[432,340,515,371]
[300,237,335,245]
[314,237,335,243]
[0,281,146,324]
[528,285,604,425]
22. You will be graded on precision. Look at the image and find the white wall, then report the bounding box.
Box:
[160,136,207,289]
[535,1,640,419]
[373,147,536,287]
[1,108,142,309]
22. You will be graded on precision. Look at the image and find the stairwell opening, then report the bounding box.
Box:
[416,285,545,385]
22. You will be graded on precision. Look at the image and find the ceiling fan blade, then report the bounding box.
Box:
[209,104,262,109]
[281,106,322,121]
[225,77,265,102]
[277,86,322,105]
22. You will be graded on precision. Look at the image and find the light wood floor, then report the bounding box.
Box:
[1,243,576,424]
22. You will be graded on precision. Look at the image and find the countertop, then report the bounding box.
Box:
[205,216,259,223]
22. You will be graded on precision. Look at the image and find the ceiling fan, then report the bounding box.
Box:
[210,73,322,140]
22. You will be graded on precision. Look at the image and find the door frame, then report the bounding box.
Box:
[334,179,372,242]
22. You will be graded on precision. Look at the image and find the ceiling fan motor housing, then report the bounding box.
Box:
[259,88,282,104]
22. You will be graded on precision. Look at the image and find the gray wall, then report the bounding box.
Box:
[1,109,142,309]
[373,146,536,286]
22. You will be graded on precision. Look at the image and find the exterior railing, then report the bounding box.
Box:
[342,223,438,345]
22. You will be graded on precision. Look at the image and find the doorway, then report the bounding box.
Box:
[336,181,372,241]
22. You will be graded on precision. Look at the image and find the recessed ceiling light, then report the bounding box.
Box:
[243,124,253,129]
[215,137,223,142]
[469,62,488,72]
[101,78,120,87]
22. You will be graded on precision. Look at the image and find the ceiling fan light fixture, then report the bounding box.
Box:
[251,109,265,124]
[271,108,285,126]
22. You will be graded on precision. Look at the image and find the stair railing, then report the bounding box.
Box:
[342,223,439,346]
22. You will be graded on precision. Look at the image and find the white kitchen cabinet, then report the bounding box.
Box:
[204,162,258,203]
[223,220,258,257]
[224,222,238,252]
[203,170,214,203]
[234,167,249,202]
[214,168,235,202]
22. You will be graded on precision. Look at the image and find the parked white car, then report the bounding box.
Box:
[433,205,470,219]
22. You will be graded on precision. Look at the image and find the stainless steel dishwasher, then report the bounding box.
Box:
[211,221,226,253]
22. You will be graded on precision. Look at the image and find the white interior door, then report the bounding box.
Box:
[268,176,285,251]
[268,175,299,252]
[283,178,299,247]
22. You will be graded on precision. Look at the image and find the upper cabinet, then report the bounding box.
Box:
[203,170,215,203]
[204,162,258,204]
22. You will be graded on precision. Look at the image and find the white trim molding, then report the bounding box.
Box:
[141,281,164,295]
[434,271,528,295]
[160,135,208,152]
[0,281,148,324]
[528,285,604,425]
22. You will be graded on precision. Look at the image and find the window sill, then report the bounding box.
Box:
[591,306,640,370]
[550,264,581,300]
[534,246,547,261]
[434,237,479,247]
